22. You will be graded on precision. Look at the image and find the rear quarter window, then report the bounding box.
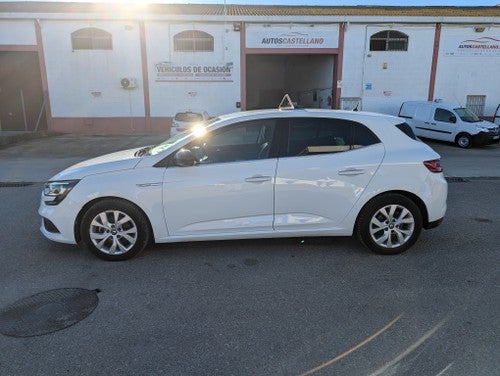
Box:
[395,122,417,140]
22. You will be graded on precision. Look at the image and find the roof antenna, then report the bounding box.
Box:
[279,94,295,110]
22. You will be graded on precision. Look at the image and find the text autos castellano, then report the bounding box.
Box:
[261,37,324,45]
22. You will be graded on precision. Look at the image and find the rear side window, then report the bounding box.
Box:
[395,122,417,140]
[175,112,203,122]
[284,118,380,157]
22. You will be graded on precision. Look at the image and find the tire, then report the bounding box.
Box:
[80,199,151,261]
[455,133,472,149]
[356,194,423,255]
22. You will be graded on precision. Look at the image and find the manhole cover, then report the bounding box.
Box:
[0,288,99,338]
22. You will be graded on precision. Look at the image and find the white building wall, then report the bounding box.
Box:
[146,22,241,118]
[434,25,500,117]
[343,24,435,115]
[0,20,36,45]
[41,20,145,117]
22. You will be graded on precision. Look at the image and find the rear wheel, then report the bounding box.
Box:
[356,194,422,255]
[456,133,472,148]
[80,199,151,261]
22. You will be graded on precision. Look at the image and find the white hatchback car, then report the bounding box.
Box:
[39,108,447,260]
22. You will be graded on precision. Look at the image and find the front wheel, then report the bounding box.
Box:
[356,194,423,255]
[80,199,151,261]
[456,133,472,148]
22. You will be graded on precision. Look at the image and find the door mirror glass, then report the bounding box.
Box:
[173,148,196,167]
[449,116,457,123]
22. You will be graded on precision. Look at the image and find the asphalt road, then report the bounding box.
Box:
[0,178,498,375]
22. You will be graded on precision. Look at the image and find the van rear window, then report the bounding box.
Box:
[396,122,417,140]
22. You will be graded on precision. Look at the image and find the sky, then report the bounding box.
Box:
[0,0,497,6]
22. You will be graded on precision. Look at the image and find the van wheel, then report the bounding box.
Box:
[80,199,151,261]
[356,194,422,255]
[456,133,472,148]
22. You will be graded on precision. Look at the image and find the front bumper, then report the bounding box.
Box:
[39,196,78,244]
[473,130,500,145]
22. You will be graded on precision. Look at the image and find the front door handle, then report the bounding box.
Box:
[245,175,272,183]
[338,168,365,176]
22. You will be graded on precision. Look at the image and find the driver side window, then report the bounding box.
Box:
[186,119,277,165]
[434,108,455,123]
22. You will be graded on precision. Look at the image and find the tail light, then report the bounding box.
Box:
[424,159,443,173]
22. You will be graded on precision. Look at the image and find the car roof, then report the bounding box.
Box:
[217,108,402,124]
[402,100,461,108]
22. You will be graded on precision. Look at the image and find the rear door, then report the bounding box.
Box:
[411,105,435,139]
[274,117,385,231]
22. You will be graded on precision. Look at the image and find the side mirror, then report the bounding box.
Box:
[173,148,196,167]
[449,116,457,123]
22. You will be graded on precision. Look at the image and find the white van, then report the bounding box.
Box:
[399,100,500,148]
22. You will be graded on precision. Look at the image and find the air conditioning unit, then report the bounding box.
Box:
[120,77,137,89]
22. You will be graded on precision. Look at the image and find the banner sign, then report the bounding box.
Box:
[444,36,500,57]
[246,24,338,49]
[155,61,234,82]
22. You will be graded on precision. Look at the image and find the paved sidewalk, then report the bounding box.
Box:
[0,133,498,182]
[0,133,168,182]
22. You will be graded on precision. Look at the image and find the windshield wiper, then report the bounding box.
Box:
[134,145,153,157]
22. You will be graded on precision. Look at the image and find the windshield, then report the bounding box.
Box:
[174,112,204,122]
[454,108,481,123]
[147,117,220,156]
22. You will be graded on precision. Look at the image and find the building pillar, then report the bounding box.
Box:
[428,23,442,101]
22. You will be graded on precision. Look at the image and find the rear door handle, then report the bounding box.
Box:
[338,168,365,176]
[245,175,272,183]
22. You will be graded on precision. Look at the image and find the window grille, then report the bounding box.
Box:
[71,28,112,50]
[466,95,486,116]
[174,30,214,52]
[369,30,408,51]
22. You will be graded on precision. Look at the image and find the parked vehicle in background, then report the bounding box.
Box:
[494,104,500,126]
[399,100,500,148]
[171,110,210,136]
[39,100,447,261]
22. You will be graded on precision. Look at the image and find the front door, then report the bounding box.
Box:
[162,118,278,236]
[429,108,457,141]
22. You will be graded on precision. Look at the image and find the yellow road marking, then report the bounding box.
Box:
[369,317,448,376]
[299,314,402,376]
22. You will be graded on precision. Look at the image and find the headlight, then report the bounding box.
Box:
[475,125,490,132]
[43,180,79,205]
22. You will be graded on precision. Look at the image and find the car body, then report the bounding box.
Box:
[399,100,500,148]
[39,108,447,260]
[171,110,210,136]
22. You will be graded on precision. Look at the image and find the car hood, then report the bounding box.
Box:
[479,120,498,130]
[49,147,143,181]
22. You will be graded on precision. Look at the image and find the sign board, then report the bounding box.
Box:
[444,36,500,57]
[154,61,234,82]
[246,24,339,49]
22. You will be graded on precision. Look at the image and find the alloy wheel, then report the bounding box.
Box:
[369,204,415,249]
[89,210,138,255]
